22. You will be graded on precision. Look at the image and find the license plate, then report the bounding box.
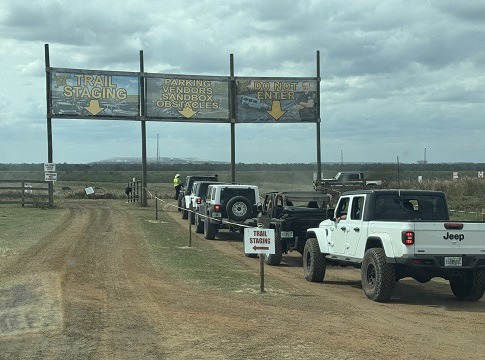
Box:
[445,257,462,267]
[280,231,293,238]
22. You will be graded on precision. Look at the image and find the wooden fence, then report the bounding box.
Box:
[0,180,52,207]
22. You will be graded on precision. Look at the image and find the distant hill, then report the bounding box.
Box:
[90,157,229,164]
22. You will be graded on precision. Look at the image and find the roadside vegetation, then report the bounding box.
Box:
[2,162,485,220]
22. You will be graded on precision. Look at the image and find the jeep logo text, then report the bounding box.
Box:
[443,232,464,241]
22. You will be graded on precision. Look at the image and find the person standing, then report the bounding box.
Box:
[173,174,182,200]
[295,81,316,122]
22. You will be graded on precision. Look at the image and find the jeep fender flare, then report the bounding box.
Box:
[365,233,395,260]
[307,230,331,254]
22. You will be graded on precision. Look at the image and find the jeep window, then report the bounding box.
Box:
[206,187,214,201]
[351,196,364,220]
[374,194,448,221]
[220,188,256,204]
[284,195,329,209]
[197,183,212,199]
[336,197,350,219]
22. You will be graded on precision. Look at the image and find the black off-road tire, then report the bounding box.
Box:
[204,217,217,240]
[265,229,283,266]
[181,198,189,219]
[195,213,204,234]
[226,196,252,222]
[449,270,485,301]
[245,253,258,258]
[361,248,396,302]
[303,238,326,282]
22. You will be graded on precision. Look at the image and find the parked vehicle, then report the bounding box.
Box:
[199,184,260,240]
[188,180,226,232]
[313,171,385,191]
[179,174,219,218]
[254,191,333,265]
[304,189,485,302]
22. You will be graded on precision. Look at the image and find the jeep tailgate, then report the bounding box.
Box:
[413,222,485,255]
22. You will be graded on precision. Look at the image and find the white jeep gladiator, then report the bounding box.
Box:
[304,189,485,302]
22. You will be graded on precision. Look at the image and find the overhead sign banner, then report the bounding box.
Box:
[50,70,140,118]
[236,78,318,123]
[145,75,230,121]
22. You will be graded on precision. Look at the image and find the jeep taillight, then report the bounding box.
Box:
[214,204,221,212]
[402,231,415,245]
[196,197,202,204]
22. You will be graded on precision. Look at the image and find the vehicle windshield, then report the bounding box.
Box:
[284,195,330,209]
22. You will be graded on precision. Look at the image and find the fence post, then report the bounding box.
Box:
[188,208,192,247]
[21,181,25,207]
[155,191,158,220]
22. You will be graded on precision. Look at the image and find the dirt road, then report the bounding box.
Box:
[1,201,484,359]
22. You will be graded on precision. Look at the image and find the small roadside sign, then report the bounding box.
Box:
[45,172,57,181]
[44,163,56,172]
[479,171,483,178]
[244,228,275,255]
[244,227,275,294]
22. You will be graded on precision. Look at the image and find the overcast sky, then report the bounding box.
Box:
[1,0,485,164]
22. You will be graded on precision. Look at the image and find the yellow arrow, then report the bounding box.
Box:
[84,99,104,115]
[267,100,286,120]
[179,105,197,118]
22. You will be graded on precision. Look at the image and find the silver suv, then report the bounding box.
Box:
[199,184,260,240]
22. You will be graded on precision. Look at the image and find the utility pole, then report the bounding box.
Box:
[157,134,160,164]
[341,150,343,165]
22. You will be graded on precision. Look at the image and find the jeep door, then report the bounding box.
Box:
[331,197,350,255]
[344,196,365,256]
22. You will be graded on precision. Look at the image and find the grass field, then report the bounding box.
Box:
[2,164,485,220]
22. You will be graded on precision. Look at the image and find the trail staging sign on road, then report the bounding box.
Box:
[244,228,275,255]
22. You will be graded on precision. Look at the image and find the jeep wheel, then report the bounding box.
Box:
[226,196,252,222]
[204,217,217,240]
[265,229,282,266]
[195,213,204,234]
[361,248,396,302]
[449,270,485,301]
[303,238,326,282]
[245,253,258,258]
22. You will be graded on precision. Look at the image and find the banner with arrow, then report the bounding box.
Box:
[50,70,139,118]
[236,78,318,123]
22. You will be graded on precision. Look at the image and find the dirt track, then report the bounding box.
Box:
[0,200,484,359]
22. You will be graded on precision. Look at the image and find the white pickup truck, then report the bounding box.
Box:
[303,189,485,302]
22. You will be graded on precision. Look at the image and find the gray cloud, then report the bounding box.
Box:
[1,0,485,164]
